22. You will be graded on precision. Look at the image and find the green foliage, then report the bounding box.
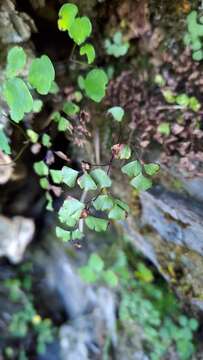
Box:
[121,160,142,177]
[51,111,72,132]
[90,168,112,188]
[4,266,54,357]
[107,106,124,122]
[50,169,63,184]
[6,46,26,78]
[105,250,199,360]
[58,3,78,31]
[62,166,79,187]
[33,99,43,113]
[162,89,200,112]
[2,46,55,122]
[85,216,108,232]
[58,3,92,47]
[79,253,118,287]
[184,10,203,61]
[157,122,170,136]
[84,69,108,102]
[69,17,92,45]
[80,43,95,64]
[28,55,55,95]
[63,101,80,116]
[27,129,39,143]
[0,125,11,154]
[42,133,52,148]
[58,197,84,227]
[93,195,114,211]
[104,31,129,58]
[1,3,158,243]
[3,77,33,122]
[34,161,49,176]
[78,172,97,190]
[144,163,160,176]
[130,173,152,191]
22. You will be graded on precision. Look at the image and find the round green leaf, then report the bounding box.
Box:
[84,69,108,102]
[58,3,78,31]
[69,16,92,45]
[80,43,95,64]
[28,55,55,95]
[107,106,124,122]
[6,46,26,78]
[3,78,33,122]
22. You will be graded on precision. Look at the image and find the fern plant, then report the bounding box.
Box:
[0,3,160,242]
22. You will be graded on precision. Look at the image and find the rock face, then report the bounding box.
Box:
[124,173,203,309]
[0,215,35,263]
[32,242,117,360]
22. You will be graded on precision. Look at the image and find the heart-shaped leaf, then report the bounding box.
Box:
[58,3,78,31]
[28,55,55,95]
[6,46,26,78]
[3,78,33,122]
[69,16,92,45]
[84,69,108,102]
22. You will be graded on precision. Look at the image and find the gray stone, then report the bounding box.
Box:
[0,215,35,263]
